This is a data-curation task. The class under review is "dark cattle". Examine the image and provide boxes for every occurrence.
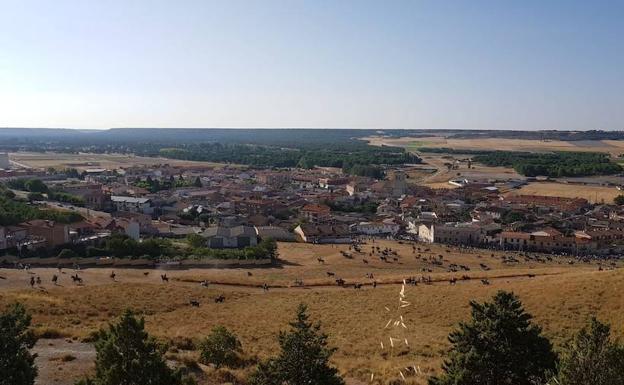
[214,295,225,303]
[481,279,490,285]
[189,300,200,307]
[110,271,116,280]
[161,274,169,282]
[143,272,149,276]
[335,278,345,286]
[449,278,457,285]
[52,275,58,284]
[317,257,325,264]
[247,271,253,277]
[326,271,335,277]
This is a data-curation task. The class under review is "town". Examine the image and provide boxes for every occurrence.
[2,146,624,265]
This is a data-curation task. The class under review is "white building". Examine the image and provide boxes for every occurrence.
[111,196,153,214]
[352,220,400,236]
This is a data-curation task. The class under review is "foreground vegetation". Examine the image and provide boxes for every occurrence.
[2,290,623,385]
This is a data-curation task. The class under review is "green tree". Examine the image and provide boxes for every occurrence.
[614,195,624,205]
[555,318,624,385]
[199,326,242,368]
[249,304,344,385]
[186,233,206,249]
[0,303,37,385]
[24,179,48,193]
[429,291,557,385]
[76,310,194,385]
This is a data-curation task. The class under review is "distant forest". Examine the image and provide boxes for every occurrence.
[2,128,624,177]
[0,128,420,177]
[473,151,622,177]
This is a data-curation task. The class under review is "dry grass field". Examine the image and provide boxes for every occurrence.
[365,136,624,156]
[1,240,622,385]
[510,182,621,204]
[8,152,239,171]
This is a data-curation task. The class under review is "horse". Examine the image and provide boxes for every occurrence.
[52,275,58,285]
[161,274,169,282]
[109,271,116,281]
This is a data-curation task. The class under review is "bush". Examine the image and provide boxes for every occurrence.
[555,318,624,385]
[0,303,38,385]
[199,326,242,368]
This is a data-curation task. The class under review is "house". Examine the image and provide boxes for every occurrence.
[255,226,295,242]
[294,224,352,244]
[60,183,110,210]
[352,220,400,236]
[418,222,485,245]
[19,220,69,247]
[319,177,350,190]
[201,226,258,248]
[300,204,331,222]
[111,196,153,214]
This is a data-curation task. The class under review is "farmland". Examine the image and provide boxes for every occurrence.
[1,240,622,385]
[8,152,235,171]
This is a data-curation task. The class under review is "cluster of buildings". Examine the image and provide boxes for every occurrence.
[2,160,624,257]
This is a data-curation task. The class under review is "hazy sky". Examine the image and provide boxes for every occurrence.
[0,0,622,130]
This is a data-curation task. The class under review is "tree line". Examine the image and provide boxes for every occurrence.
[418,148,623,177]
[51,234,278,261]
[2,291,623,385]
[0,186,83,226]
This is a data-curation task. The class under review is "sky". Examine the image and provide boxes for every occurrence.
[0,0,622,130]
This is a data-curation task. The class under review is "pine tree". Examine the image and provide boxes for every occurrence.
[429,291,557,385]
[77,309,194,385]
[555,318,624,385]
[249,304,344,385]
[0,303,37,385]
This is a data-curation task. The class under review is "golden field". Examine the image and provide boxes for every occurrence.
[365,136,624,156]
[8,151,240,171]
[1,240,623,385]
[510,182,621,204]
